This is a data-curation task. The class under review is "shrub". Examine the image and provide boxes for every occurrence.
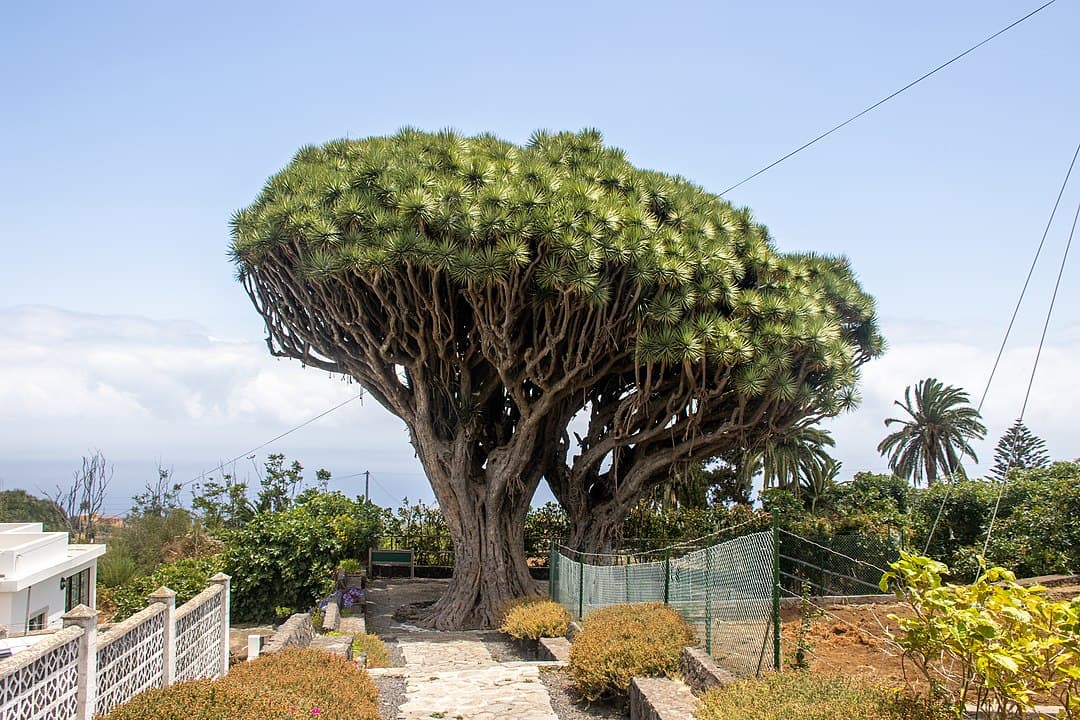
[351,633,391,668]
[881,551,1080,719]
[103,648,379,720]
[695,672,950,720]
[222,492,382,622]
[107,555,225,621]
[568,602,696,701]
[499,597,571,640]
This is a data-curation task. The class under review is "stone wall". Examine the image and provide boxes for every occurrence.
[262,612,314,654]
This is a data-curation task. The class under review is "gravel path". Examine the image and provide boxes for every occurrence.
[539,667,630,720]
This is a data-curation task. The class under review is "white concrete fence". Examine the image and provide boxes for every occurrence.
[0,573,230,720]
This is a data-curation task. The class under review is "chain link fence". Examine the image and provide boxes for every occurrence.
[551,529,778,676]
[778,530,899,597]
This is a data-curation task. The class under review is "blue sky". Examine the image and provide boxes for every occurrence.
[1,1,1077,514]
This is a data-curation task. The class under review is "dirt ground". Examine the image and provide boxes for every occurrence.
[780,576,1080,693]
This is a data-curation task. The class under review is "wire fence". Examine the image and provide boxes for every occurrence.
[778,530,899,597]
[550,521,899,677]
[551,528,778,676]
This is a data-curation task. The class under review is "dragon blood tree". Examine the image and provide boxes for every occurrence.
[230,129,883,628]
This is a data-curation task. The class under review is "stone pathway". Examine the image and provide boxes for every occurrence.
[388,630,559,720]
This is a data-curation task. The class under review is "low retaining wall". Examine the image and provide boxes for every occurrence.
[263,613,315,654]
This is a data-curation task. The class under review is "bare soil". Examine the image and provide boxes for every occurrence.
[781,579,1080,695]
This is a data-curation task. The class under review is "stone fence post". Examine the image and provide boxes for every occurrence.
[148,586,177,685]
[210,573,231,677]
[62,604,99,720]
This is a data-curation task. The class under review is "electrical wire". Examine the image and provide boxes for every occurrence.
[980,194,1080,562]
[720,1,1059,196]
[182,392,363,489]
[923,140,1079,554]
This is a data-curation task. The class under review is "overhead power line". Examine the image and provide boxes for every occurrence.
[183,392,364,489]
[720,0,1059,196]
[976,142,1080,414]
[923,140,1078,554]
[981,195,1077,562]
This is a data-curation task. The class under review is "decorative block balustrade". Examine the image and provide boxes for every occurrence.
[0,573,230,720]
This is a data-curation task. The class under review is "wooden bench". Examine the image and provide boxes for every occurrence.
[368,547,415,578]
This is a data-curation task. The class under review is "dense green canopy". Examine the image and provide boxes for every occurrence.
[232,128,879,385]
[231,128,883,627]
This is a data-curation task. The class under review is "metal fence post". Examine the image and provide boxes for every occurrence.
[548,539,557,599]
[577,555,584,620]
[663,549,671,605]
[772,513,781,671]
[704,544,713,655]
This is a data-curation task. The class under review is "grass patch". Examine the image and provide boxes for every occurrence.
[696,672,950,720]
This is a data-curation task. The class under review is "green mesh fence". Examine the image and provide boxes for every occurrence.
[551,530,776,677]
[778,530,897,597]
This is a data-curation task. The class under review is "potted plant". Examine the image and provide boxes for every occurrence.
[336,558,365,590]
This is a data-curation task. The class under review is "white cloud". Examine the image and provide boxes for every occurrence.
[1,306,1075,509]
[828,321,1080,478]
[0,305,428,505]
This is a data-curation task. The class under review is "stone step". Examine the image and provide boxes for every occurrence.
[630,677,696,720]
[538,637,570,662]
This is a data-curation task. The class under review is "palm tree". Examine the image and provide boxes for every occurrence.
[749,424,836,496]
[802,457,842,513]
[877,378,986,486]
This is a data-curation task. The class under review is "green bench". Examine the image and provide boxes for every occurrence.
[368,547,415,578]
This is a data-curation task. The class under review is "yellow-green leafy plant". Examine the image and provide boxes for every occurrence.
[881,550,1080,719]
[696,672,950,720]
[499,596,572,640]
[351,632,391,668]
[568,602,696,701]
[102,647,379,719]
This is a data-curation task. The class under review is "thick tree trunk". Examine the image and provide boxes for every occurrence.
[418,493,536,629]
[408,418,546,629]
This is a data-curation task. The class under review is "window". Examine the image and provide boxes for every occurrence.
[28,612,46,631]
[64,568,91,611]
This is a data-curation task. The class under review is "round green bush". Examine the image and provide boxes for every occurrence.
[568,602,696,701]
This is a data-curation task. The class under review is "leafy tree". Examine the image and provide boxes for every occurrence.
[131,465,184,519]
[990,419,1049,481]
[0,489,65,530]
[833,472,910,519]
[192,471,253,530]
[230,129,882,627]
[877,378,986,486]
[222,492,382,622]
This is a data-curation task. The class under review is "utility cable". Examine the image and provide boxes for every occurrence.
[977,142,1080,414]
[183,392,364,489]
[980,194,1079,563]
[923,140,1078,554]
[720,1,1058,196]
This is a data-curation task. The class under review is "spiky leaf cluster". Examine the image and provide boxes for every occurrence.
[231,128,881,414]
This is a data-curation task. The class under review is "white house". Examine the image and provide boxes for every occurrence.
[0,522,106,634]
